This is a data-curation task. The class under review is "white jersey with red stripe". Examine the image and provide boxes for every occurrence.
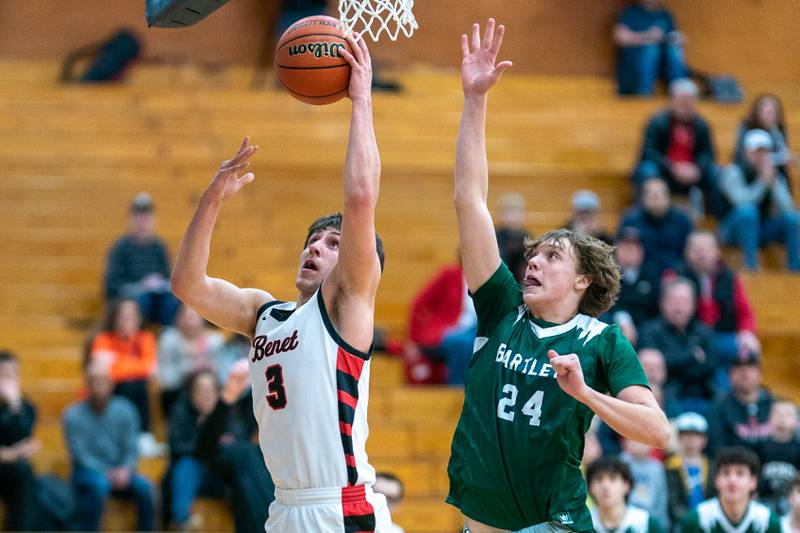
[247,288,376,491]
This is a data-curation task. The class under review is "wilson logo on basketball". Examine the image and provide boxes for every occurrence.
[251,330,299,362]
[287,42,346,59]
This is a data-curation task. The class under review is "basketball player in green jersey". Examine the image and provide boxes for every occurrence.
[681,447,781,533]
[447,19,670,533]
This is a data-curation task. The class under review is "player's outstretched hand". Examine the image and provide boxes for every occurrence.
[461,18,513,97]
[547,350,591,403]
[207,137,258,201]
[221,358,250,405]
[341,33,372,102]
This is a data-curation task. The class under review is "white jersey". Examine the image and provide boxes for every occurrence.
[782,514,799,533]
[591,506,652,533]
[248,289,375,491]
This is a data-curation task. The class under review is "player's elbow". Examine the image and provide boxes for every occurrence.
[170,269,192,300]
[453,189,483,212]
[344,186,378,211]
[650,417,671,449]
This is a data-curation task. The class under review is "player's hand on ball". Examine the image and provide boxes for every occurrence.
[547,350,590,403]
[207,137,258,201]
[461,18,513,96]
[340,34,372,102]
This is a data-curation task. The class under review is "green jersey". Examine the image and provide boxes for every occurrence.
[447,263,649,531]
[681,499,782,533]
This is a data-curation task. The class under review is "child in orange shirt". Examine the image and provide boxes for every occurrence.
[91,298,156,435]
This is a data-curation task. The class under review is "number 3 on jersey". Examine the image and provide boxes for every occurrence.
[265,364,288,410]
[497,384,543,426]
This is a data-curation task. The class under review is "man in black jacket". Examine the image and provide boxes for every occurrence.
[639,277,716,417]
[707,352,773,458]
[0,350,40,531]
[605,227,661,346]
[633,79,717,208]
[162,368,226,529]
[103,193,179,325]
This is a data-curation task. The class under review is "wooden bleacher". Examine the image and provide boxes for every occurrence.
[1,59,798,532]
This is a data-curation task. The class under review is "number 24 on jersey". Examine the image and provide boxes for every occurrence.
[497,384,544,426]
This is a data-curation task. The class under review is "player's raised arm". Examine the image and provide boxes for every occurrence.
[322,35,382,353]
[455,19,513,292]
[171,138,273,337]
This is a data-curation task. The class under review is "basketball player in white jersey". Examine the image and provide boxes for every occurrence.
[171,35,392,533]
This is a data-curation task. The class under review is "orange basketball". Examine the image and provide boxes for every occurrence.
[275,16,352,105]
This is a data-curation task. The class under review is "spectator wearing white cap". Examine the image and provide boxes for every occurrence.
[718,129,800,271]
[565,190,613,245]
[734,94,796,181]
[632,79,717,218]
[666,412,710,529]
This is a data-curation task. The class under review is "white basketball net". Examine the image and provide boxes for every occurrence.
[338,0,418,41]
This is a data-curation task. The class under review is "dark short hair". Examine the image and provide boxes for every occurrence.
[524,229,621,317]
[714,446,761,478]
[0,350,17,364]
[304,212,385,272]
[585,456,633,500]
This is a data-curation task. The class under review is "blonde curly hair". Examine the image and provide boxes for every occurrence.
[523,229,621,317]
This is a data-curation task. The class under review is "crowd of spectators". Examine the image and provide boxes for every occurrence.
[399,4,799,530]
[2,2,798,531]
[595,8,799,526]
[0,186,411,530]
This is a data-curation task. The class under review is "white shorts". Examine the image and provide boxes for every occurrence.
[265,485,393,533]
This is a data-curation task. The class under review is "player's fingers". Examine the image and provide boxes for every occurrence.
[482,18,495,49]
[346,34,364,65]
[224,161,250,174]
[471,23,481,51]
[547,349,559,360]
[238,172,255,186]
[356,32,371,64]
[490,24,506,55]
[339,47,358,69]
[227,146,256,166]
[461,34,470,57]
[493,61,513,81]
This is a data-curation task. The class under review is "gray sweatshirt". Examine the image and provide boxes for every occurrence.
[620,451,670,530]
[719,163,795,214]
[63,397,140,472]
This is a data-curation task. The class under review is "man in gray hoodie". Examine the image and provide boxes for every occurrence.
[718,129,799,271]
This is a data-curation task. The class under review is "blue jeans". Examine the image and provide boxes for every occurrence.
[135,290,180,326]
[719,205,800,271]
[422,324,477,386]
[617,43,688,96]
[711,332,738,393]
[72,465,155,531]
[114,379,150,432]
[170,457,225,525]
